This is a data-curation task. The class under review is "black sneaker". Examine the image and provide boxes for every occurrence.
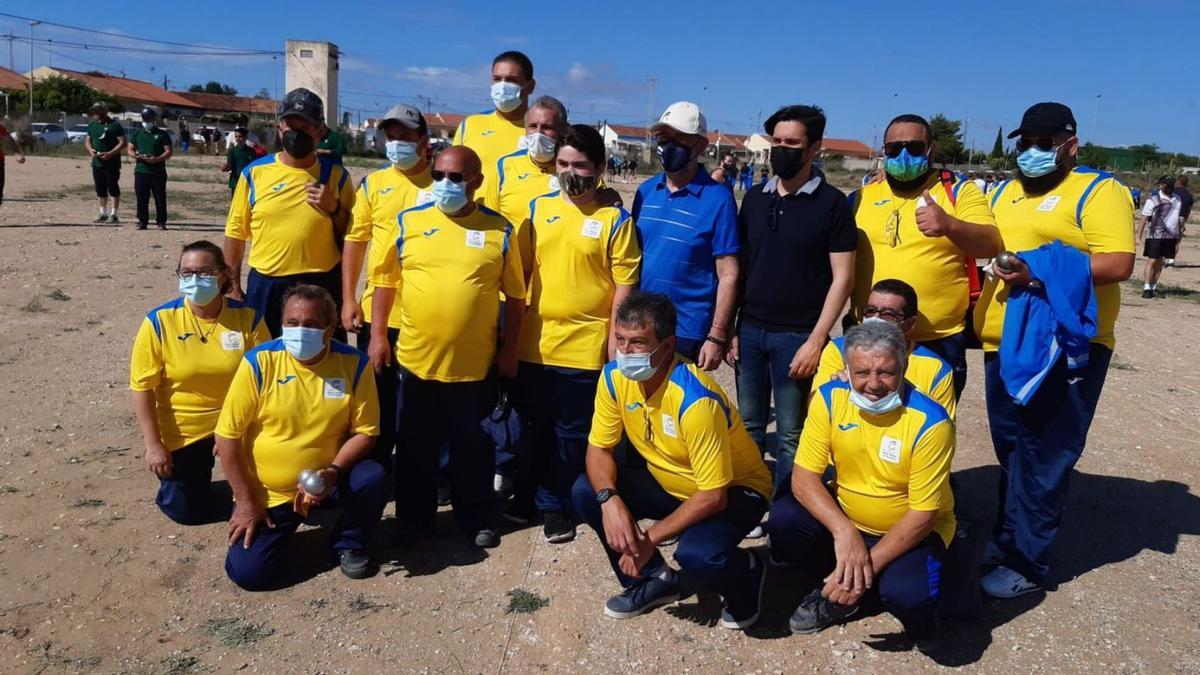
[436,479,451,506]
[719,549,766,629]
[157,223,167,231]
[788,588,860,635]
[542,511,576,543]
[603,567,680,619]
[108,214,119,225]
[93,214,108,223]
[1141,289,1155,299]
[137,223,148,230]
[337,548,375,579]
[472,529,500,548]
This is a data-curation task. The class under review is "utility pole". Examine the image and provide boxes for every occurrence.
[28,21,39,121]
[6,33,13,71]
[1091,93,1101,141]
[417,94,432,115]
[646,76,657,146]
[272,55,279,104]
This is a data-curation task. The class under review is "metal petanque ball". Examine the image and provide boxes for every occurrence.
[995,251,1019,274]
[299,469,328,497]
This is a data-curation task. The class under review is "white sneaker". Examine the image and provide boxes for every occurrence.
[744,525,766,540]
[493,473,513,496]
[981,540,1005,566]
[981,565,1041,598]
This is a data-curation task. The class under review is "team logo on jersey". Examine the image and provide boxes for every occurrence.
[277,375,296,385]
[873,199,891,206]
[272,182,287,192]
[379,187,395,196]
[177,333,194,341]
[625,402,642,411]
[837,423,858,431]
[517,173,531,180]
[422,228,439,237]
[481,130,496,137]
[546,216,561,223]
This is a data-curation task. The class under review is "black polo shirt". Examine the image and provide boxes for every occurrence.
[737,170,857,332]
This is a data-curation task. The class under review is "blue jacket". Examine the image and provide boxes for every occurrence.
[999,240,1098,405]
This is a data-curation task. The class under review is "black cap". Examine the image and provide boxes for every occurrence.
[279,88,324,125]
[140,107,158,120]
[1008,102,1077,139]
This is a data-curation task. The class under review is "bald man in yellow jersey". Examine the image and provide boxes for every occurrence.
[369,146,527,549]
[975,102,1133,599]
[849,113,1001,399]
[454,51,535,204]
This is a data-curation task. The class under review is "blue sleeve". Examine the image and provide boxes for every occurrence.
[631,186,645,221]
[711,193,740,257]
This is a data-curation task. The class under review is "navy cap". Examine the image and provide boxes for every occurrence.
[279,88,324,125]
[1008,102,1076,139]
[140,107,158,120]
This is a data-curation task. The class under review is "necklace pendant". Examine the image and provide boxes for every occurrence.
[200,337,208,343]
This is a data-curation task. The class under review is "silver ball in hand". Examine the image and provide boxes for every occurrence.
[995,251,1019,274]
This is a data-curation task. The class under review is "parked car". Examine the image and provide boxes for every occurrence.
[10,123,69,148]
[67,124,90,144]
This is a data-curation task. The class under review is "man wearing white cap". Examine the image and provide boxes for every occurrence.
[632,102,739,369]
[340,103,433,471]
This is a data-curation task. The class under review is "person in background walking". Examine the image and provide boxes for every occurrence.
[1137,175,1182,298]
[1167,175,1193,267]
[128,107,174,231]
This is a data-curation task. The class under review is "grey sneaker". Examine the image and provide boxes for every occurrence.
[1141,289,1155,299]
[603,567,680,619]
[93,214,109,223]
[789,589,860,635]
[542,511,576,544]
[337,549,375,579]
[719,549,766,630]
[108,214,119,224]
[472,529,500,549]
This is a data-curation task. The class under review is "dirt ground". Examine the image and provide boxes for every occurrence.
[0,154,1197,674]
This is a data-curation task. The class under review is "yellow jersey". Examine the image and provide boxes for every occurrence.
[589,355,773,501]
[849,175,995,342]
[974,168,1135,351]
[370,202,527,382]
[813,336,957,419]
[519,192,642,370]
[215,340,379,508]
[347,164,434,329]
[454,110,524,206]
[130,297,270,452]
[225,154,356,276]
[798,380,956,546]
[484,149,556,267]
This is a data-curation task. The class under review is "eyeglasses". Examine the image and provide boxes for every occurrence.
[430,170,466,183]
[883,140,927,158]
[884,209,902,248]
[862,306,908,322]
[1015,137,1059,152]
[177,268,220,281]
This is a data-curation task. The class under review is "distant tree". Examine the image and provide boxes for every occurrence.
[929,114,965,164]
[990,128,1004,158]
[187,81,238,96]
[1129,144,1159,170]
[8,76,123,114]
[1078,143,1108,170]
[253,88,272,100]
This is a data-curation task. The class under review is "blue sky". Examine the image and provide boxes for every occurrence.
[2,1,1197,154]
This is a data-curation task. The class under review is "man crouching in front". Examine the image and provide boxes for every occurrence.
[766,321,955,651]
[570,291,773,630]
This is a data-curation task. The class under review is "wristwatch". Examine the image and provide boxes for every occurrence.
[596,488,618,505]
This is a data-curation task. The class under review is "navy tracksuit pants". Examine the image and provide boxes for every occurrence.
[155,436,231,525]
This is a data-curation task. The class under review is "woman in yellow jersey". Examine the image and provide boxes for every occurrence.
[217,285,383,589]
[130,241,270,525]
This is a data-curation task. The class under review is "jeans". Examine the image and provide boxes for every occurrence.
[734,323,812,491]
[510,362,599,514]
[356,323,399,472]
[570,461,767,603]
[155,436,231,525]
[395,368,497,534]
[675,336,703,362]
[134,172,167,226]
[245,265,343,339]
[224,458,388,591]
[984,345,1111,583]
[767,490,943,638]
[919,332,968,401]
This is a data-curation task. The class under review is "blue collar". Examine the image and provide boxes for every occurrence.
[653,165,715,198]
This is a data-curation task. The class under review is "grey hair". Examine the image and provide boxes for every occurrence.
[843,322,908,372]
[528,96,568,131]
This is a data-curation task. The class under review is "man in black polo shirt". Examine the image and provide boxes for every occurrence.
[728,104,856,492]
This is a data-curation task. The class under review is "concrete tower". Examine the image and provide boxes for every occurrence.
[284,40,339,126]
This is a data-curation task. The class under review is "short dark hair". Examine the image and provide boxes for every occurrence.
[885,114,931,142]
[180,240,232,295]
[616,291,676,341]
[234,127,248,135]
[764,105,826,144]
[493,51,533,80]
[1178,175,1189,186]
[281,284,338,329]
[871,278,919,318]
[560,124,606,167]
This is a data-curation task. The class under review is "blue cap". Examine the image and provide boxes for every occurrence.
[140,107,158,120]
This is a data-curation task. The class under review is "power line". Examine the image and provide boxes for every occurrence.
[0,11,279,54]
[8,34,275,57]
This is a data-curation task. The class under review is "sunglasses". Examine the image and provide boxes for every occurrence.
[1015,137,1060,152]
[430,170,467,183]
[883,140,927,158]
[884,209,902,248]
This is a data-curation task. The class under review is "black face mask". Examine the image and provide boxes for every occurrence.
[559,170,598,197]
[770,145,809,181]
[1016,164,1069,195]
[281,129,314,158]
[885,168,934,194]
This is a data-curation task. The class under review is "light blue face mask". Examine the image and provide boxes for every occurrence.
[491,81,523,113]
[616,343,666,382]
[179,273,220,306]
[884,148,930,182]
[142,121,155,131]
[281,326,328,361]
[847,380,904,415]
[385,140,420,169]
[432,178,469,213]
[1017,145,1060,178]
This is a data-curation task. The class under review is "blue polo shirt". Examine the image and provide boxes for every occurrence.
[632,168,740,340]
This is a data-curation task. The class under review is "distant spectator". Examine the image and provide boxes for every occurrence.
[0,118,26,208]
[222,128,257,194]
[1137,175,1183,298]
[128,107,174,231]
[178,117,190,153]
[85,102,126,223]
[1169,175,1193,267]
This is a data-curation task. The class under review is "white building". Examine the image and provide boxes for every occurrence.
[285,40,339,125]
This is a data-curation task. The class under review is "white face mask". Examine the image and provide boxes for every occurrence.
[525,132,557,163]
[491,81,523,113]
[847,377,903,415]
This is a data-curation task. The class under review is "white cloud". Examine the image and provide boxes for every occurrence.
[567,62,589,85]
